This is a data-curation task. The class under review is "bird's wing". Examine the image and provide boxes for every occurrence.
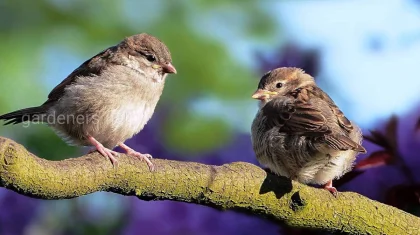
[262,97,365,153]
[43,46,116,105]
[302,87,365,152]
[308,86,353,133]
[262,97,330,135]
[322,134,366,153]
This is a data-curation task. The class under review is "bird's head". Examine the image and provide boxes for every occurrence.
[119,33,177,82]
[252,67,315,105]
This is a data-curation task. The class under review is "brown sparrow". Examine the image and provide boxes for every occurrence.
[0,33,176,170]
[251,67,366,195]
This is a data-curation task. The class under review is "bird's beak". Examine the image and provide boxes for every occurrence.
[162,63,177,74]
[251,89,278,100]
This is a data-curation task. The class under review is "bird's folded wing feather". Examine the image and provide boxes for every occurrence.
[262,97,330,135]
[309,86,354,132]
[323,134,366,153]
[43,46,116,105]
[262,97,366,153]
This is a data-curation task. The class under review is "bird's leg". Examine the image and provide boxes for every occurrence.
[88,136,119,167]
[118,143,154,171]
[323,180,338,197]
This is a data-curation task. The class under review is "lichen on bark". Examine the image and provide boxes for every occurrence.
[0,136,418,235]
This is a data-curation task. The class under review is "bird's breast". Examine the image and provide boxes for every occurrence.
[112,98,156,134]
[50,66,164,147]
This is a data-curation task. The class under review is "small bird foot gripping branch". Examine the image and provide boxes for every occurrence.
[0,136,418,235]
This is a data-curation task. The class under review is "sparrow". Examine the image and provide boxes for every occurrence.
[0,33,177,170]
[251,67,366,195]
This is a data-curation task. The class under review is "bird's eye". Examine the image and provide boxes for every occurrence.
[146,54,156,62]
[276,82,283,88]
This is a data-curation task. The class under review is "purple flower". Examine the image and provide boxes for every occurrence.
[0,189,39,235]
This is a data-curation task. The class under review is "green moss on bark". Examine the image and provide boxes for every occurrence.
[0,137,419,235]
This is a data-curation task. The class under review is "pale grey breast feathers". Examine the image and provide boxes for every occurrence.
[48,65,164,148]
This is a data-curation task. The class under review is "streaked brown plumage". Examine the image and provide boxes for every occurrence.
[0,33,177,170]
[251,67,366,195]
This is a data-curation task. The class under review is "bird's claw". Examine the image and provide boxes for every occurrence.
[324,186,338,197]
[118,143,155,171]
[323,180,338,197]
[129,152,155,171]
[88,136,119,168]
[89,145,119,168]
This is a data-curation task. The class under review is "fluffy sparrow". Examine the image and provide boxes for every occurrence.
[251,67,366,195]
[0,33,177,170]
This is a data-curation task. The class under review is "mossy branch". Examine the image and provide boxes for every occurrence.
[0,137,418,234]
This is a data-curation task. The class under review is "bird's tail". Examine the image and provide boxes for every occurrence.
[0,106,47,125]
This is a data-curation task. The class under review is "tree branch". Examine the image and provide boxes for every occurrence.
[0,137,418,234]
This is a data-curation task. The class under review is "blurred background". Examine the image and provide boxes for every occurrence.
[1,0,420,234]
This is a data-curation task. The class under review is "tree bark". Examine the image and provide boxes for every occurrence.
[0,137,418,234]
